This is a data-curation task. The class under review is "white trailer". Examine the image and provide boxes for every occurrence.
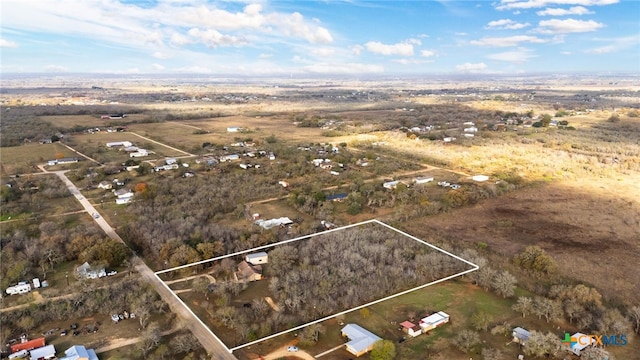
[6,282,31,295]
[33,278,41,288]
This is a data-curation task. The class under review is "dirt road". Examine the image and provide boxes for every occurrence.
[263,347,315,360]
[53,170,237,359]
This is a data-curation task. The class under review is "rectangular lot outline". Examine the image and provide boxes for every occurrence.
[154,219,479,353]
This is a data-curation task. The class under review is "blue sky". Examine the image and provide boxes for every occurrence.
[1,0,638,75]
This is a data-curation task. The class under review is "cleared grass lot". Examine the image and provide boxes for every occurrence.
[0,143,77,173]
[66,132,187,158]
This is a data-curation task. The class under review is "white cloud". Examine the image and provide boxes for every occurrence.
[365,41,414,56]
[487,48,537,62]
[0,38,18,48]
[420,50,437,57]
[0,0,335,56]
[485,19,530,30]
[496,0,618,11]
[152,51,170,59]
[351,45,364,56]
[392,58,434,65]
[585,34,640,54]
[258,53,273,59]
[470,35,547,47]
[454,32,468,36]
[176,66,213,73]
[302,63,384,74]
[44,64,67,72]
[536,6,594,15]
[456,62,487,73]
[417,33,430,38]
[406,38,422,46]
[561,51,572,55]
[151,63,165,70]
[537,18,604,33]
[187,28,247,48]
[310,47,336,57]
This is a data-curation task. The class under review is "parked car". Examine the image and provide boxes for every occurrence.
[111,314,120,323]
[287,346,299,352]
[60,330,68,336]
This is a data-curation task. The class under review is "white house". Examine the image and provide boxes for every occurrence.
[115,195,134,205]
[255,217,293,230]
[383,180,400,189]
[341,324,381,357]
[165,158,177,165]
[472,175,489,182]
[97,181,113,190]
[419,311,450,332]
[76,262,106,279]
[114,189,133,198]
[130,149,149,157]
[413,177,434,185]
[246,252,268,265]
[227,127,241,132]
[6,282,31,295]
[106,141,132,148]
[220,154,240,162]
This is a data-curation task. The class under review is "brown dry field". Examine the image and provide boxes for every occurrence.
[402,175,640,304]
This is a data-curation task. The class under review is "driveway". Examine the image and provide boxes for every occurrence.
[263,347,316,360]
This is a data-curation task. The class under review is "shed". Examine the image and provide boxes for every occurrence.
[341,324,381,357]
[11,338,46,353]
[400,321,422,337]
[237,261,262,282]
[246,252,268,265]
[29,344,56,360]
[512,327,530,345]
[419,311,450,332]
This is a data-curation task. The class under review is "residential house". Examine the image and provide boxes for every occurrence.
[512,327,530,345]
[400,321,422,337]
[58,345,99,360]
[115,195,133,205]
[122,146,138,152]
[341,324,381,357]
[326,193,348,202]
[165,158,177,165]
[114,188,133,198]
[419,311,450,332]
[129,149,149,158]
[413,177,434,185]
[76,262,106,279]
[97,181,112,190]
[245,252,268,265]
[29,344,56,360]
[383,180,400,190]
[106,141,132,148]
[57,158,79,164]
[237,261,262,282]
[254,217,293,230]
[219,154,240,162]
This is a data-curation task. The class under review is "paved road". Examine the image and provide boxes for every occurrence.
[52,170,237,360]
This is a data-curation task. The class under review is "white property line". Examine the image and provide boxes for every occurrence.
[153,271,232,353]
[155,219,479,354]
